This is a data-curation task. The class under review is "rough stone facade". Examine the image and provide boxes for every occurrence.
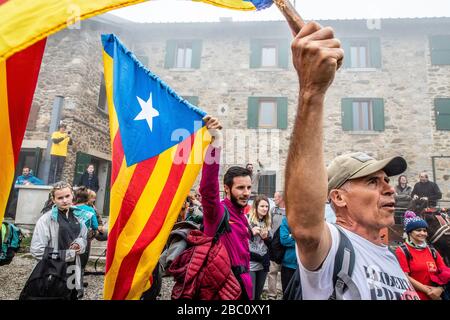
[24,16,450,205]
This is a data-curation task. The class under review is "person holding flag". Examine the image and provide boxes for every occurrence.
[101,34,213,300]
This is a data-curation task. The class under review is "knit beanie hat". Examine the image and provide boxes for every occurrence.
[403,210,428,233]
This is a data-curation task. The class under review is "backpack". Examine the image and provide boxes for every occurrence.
[167,205,250,300]
[268,227,286,264]
[0,222,23,266]
[398,243,438,270]
[19,247,76,300]
[284,225,361,300]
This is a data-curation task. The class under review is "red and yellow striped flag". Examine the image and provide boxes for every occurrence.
[0,39,46,227]
[102,34,211,300]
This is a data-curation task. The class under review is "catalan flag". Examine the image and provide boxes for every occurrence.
[0,39,46,227]
[102,34,212,300]
[195,0,273,10]
[1,1,273,62]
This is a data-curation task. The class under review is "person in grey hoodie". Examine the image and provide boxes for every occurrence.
[30,181,87,299]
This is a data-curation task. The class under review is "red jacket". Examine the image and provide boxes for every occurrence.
[168,230,242,300]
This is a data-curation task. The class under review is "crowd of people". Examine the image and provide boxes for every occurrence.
[7,17,450,301]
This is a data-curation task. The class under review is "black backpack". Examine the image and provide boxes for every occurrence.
[284,225,361,300]
[19,247,75,300]
[269,227,286,264]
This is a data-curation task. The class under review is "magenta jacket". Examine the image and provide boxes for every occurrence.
[199,146,252,300]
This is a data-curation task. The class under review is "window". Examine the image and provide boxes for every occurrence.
[352,100,373,131]
[350,41,369,68]
[247,97,287,129]
[176,42,192,68]
[97,73,108,115]
[250,39,289,69]
[342,38,381,69]
[341,98,384,132]
[258,100,277,128]
[435,98,450,130]
[261,45,277,67]
[430,35,450,65]
[164,40,202,69]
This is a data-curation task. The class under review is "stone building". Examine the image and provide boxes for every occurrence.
[16,15,450,216]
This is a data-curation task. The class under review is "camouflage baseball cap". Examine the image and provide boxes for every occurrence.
[327,152,407,195]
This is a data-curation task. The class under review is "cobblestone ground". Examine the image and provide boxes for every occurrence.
[0,254,282,300]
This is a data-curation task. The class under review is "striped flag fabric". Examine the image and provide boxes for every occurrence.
[0,39,46,227]
[0,0,273,62]
[101,34,212,300]
[0,0,146,62]
[194,0,273,10]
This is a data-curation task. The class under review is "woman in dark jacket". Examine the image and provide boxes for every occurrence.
[75,164,99,192]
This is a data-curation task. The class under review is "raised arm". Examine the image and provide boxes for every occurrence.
[285,22,343,270]
[199,116,224,237]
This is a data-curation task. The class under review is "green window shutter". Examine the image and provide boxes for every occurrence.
[276,97,288,129]
[369,38,382,68]
[277,39,289,69]
[191,40,202,69]
[435,98,450,130]
[184,96,199,106]
[430,35,450,65]
[341,39,351,68]
[372,98,385,131]
[164,40,176,69]
[247,97,259,128]
[341,98,353,131]
[250,39,262,68]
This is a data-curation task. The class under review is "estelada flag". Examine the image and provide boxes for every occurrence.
[101,34,211,300]
[0,39,46,227]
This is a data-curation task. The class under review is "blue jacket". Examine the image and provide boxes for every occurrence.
[279,216,298,270]
[15,174,44,185]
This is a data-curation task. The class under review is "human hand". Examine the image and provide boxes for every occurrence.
[69,243,81,254]
[291,21,343,97]
[260,228,268,239]
[252,226,261,236]
[203,115,222,148]
[426,286,443,300]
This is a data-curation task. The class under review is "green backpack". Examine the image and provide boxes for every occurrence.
[1,222,23,266]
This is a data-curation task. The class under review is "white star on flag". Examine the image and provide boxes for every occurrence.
[134,93,160,131]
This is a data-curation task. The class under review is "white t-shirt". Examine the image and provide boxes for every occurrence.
[296,223,420,300]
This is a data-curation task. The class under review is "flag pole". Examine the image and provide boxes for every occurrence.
[273,0,305,34]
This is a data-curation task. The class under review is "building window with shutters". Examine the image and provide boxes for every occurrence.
[342,38,381,70]
[430,35,450,65]
[164,40,202,69]
[247,97,287,129]
[250,39,289,69]
[341,98,385,132]
[435,98,450,130]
